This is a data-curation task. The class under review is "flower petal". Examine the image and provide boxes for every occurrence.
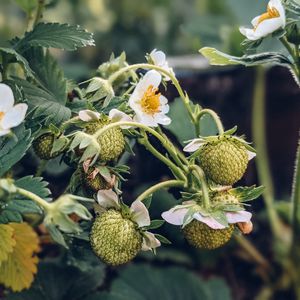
[142,231,161,251]
[130,200,151,227]
[78,110,100,122]
[108,109,133,128]
[226,211,252,224]
[247,150,256,161]
[161,207,188,226]
[96,189,120,209]
[193,213,226,229]
[0,83,14,112]
[154,114,171,126]
[1,103,27,130]
[183,138,205,152]
[150,49,166,66]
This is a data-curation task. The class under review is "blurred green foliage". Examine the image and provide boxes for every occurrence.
[0,0,268,72]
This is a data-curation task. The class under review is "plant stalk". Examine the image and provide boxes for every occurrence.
[252,66,282,239]
[135,180,185,202]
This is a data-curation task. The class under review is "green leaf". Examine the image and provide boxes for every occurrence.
[200,47,292,67]
[6,262,105,300]
[14,0,38,14]
[143,194,152,210]
[15,176,52,201]
[15,23,95,52]
[230,185,264,202]
[46,223,68,248]
[154,234,172,244]
[146,219,165,230]
[94,264,232,300]
[24,48,67,103]
[0,125,32,177]
[0,47,34,78]
[13,78,71,125]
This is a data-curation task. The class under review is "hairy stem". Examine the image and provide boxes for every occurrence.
[139,131,186,180]
[33,0,45,27]
[291,136,300,294]
[252,66,282,239]
[93,121,188,178]
[189,164,210,209]
[196,108,224,135]
[135,180,186,202]
[16,187,51,210]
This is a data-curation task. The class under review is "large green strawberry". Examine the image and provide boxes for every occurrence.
[199,137,249,185]
[90,209,143,265]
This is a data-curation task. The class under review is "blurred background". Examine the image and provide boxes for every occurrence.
[1,0,300,299]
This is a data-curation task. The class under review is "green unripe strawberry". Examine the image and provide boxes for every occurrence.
[81,168,111,193]
[183,220,234,249]
[90,209,142,265]
[33,133,61,160]
[85,119,125,162]
[199,137,249,185]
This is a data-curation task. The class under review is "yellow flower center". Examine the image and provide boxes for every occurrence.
[140,85,161,115]
[254,5,280,31]
[0,111,4,121]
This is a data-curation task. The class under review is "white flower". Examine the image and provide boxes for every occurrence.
[149,49,174,81]
[129,70,171,127]
[183,137,256,161]
[96,190,161,251]
[0,83,28,137]
[239,0,285,41]
[162,201,252,230]
[78,108,132,129]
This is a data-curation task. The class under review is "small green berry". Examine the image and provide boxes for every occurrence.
[81,168,111,193]
[85,119,125,162]
[33,133,61,160]
[183,220,234,249]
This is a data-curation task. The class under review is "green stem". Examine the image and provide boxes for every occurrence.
[135,180,186,202]
[60,116,80,132]
[35,160,47,177]
[108,63,197,125]
[16,187,51,210]
[156,126,189,170]
[33,0,45,27]
[94,121,187,170]
[252,66,282,239]
[196,108,224,135]
[291,136,300,293]
[189,164,210,209]
[280,37,300,80]
[139,131,186,180]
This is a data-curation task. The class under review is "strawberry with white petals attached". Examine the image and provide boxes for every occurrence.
[184,131,256,186]
[90,190,160,266]
[78,109,132,162]
[162,197,252,249]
